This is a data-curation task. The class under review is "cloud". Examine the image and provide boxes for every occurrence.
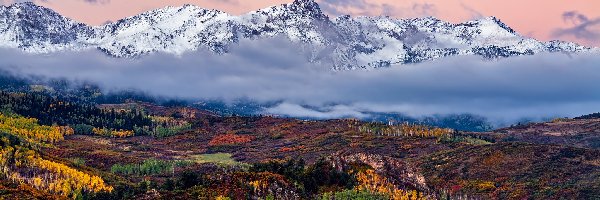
[553,11,600,46]
[460,2,483,20]
[204,0,239,6]
[1,38,600,125]
[410,3,437,17]
[265,103,368,119]
[318,0,436,18]
[318,0,376,16]
[562,11,589,25]
[81,0,110,4]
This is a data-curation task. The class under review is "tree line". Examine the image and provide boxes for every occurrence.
[0,91,152,132]
[0,91,193,138]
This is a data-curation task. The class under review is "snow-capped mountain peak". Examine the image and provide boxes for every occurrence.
[0,1,596,70]
[0,1,89,51]
[480,16,517,34]
[287,0,326,18]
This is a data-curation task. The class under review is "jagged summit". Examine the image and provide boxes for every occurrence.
[288,0,325,18]
[3,1,58,17]
[479,16,517,34]
[7,1,37,8]
[253,0,328,21]
[291,0,321,10]
[0,1,596,70]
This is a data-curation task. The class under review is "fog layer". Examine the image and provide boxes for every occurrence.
[1,38,600,124]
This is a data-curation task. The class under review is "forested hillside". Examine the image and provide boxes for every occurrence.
[0,88,597,199]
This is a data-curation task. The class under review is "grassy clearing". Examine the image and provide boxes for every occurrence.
[462,137,493,145]
[188,153,243,166]
[68,157,86,166]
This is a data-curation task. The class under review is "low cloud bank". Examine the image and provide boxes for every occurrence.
[1,38,600,125]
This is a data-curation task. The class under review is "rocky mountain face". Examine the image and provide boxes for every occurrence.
[0,0,596,70]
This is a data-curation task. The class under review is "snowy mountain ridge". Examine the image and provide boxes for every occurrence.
[0,0,597,70]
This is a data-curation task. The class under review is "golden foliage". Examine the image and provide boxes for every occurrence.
[58,126,75,136]
[92,127,134,138]
[32,158,113,195]
[0,113,65,143]
[354,169,425,200]
[150,116,188,126]
[215,196,231,200]
[475,181,496,192]
[111,129,134,138]
[356,122,453,138]
[1,146,114,198]
[0,114,113,198]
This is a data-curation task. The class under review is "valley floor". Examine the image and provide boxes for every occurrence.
[0,96,598,199]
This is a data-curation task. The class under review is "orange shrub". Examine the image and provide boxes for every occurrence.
[209,134,253,146]
[279,145,305,152]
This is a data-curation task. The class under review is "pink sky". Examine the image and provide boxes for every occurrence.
[5,0,600,46]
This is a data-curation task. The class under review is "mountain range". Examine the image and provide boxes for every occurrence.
[0,0,597,70]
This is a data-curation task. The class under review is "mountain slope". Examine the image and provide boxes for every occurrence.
[0,0,597,70]
[0,2,91,52]
[466,117,600,149]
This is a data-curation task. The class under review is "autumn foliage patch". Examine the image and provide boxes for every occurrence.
[279,145,305,152]
[208,134,253,146]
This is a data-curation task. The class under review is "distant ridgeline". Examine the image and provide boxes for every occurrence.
[575,113,600,120]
